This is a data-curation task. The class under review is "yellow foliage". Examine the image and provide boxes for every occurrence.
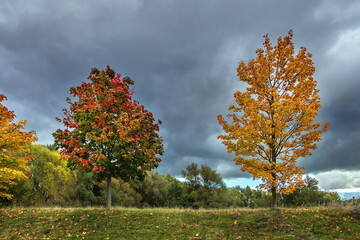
[0,94,37,199]
[218,30,328,195]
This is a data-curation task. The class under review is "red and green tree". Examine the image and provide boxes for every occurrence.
[0,94,37,199]
[218,30,329,208]
[53,66,163,209]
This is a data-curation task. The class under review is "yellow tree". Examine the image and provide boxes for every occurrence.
[0,94,37,199]
[218,30,329,208]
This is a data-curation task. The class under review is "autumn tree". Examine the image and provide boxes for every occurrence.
[218,30,329,208]
[0,94,37,199]
[53,66,163,209]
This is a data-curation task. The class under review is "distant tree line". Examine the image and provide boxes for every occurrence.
[1,145,340,208]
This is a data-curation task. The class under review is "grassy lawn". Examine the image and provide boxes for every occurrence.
[1,207,360,239]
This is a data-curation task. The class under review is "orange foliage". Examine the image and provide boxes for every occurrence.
[218,30,329,197]
[0,94,37,199]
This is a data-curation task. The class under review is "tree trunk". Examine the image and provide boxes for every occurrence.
[271,184,277,208]
[269,95,277,209]
[270,154,277,208]
[106,174,112,210]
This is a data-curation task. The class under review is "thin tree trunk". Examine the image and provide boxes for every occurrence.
[270,162,277,208]
[106,174,111,210]
[270,149,278,208]
[271,183,277,208]
[269,95,277,209]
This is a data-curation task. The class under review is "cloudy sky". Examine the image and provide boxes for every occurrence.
[1,0,360,197]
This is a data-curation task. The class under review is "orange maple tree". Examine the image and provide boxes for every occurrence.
[53,66,163,209]
[0,94,37,199]
[218,30,329,207]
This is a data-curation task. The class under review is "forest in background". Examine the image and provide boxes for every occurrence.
[1,144,341,209]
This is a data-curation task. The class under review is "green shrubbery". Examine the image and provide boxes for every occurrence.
[1,145,343,209]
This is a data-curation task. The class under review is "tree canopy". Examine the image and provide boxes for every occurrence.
[218,30,329,207]
[53,66,163,209]
[0,94,37,199]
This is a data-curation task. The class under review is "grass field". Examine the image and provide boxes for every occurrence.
[1,207,360,239]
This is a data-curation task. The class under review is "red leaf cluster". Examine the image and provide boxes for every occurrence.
[53,66,163,181]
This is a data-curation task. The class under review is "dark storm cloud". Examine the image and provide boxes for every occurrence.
[1,0,360,184]
[304,95,360,173]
